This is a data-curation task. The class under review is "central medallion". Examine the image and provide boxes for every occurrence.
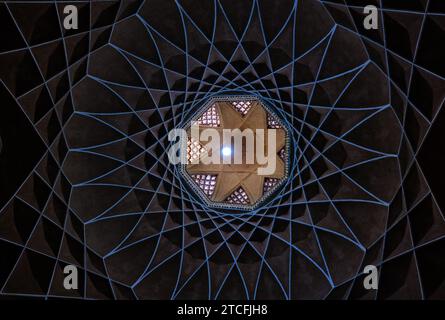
[178,95,290,210]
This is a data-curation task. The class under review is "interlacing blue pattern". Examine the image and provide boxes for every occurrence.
[1,0,445,300]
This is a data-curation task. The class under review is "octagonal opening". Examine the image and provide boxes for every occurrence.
[179,95,290,210]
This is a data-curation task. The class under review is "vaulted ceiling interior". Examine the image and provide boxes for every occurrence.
[1,0,445,300]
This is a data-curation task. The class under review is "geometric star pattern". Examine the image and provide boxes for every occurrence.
[183,96,288,209]
[0,0,445,300]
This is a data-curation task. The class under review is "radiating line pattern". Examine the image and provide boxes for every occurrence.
[0,0,445,300]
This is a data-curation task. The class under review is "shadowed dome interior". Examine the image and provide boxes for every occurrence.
[0,0,445,300]
[183,96,289,209]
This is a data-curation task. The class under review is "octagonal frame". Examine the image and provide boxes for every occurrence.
[178,94,291,211]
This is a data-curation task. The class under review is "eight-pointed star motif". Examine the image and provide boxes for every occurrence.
[186,99,287,206]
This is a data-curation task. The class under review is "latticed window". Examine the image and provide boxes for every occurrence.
[263,178,280,194]
[279,147,287,162]
[197,104,220,127]
[187,138,206,163]
[267,114,282,129]
[226,187,250,205]
[231,100,252,116]
[182,95,289,209]
[191,174,217,196]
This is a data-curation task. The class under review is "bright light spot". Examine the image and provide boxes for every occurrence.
[222,146,232,157]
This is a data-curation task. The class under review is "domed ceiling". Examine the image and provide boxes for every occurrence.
[0,0,445,300]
